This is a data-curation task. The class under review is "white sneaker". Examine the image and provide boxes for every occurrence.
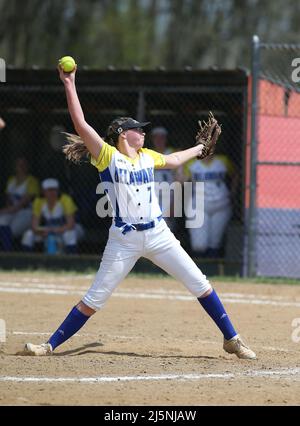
[23,342,53,356]
[223,335,256,360]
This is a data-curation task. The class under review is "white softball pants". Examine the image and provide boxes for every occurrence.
[188,202,232,252]
[0,209,32,237]
[82,219,211,311]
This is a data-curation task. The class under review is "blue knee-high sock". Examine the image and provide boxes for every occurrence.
[198,289,237,340]
[48,306,90,350]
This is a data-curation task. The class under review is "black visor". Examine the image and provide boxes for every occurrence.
[116,118,151,134]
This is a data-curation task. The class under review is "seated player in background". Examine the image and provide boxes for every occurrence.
[0,157,39,251]
[21,178,83,254]
[182,152,238,258]
[150,126,178,232]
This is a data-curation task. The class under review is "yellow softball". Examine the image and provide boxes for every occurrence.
[59,56,76,73]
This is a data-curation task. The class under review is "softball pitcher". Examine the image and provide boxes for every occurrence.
[23,65,256,359]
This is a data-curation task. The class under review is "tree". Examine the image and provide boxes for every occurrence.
[0,0,300,70]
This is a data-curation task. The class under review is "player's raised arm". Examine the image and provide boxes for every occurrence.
[58,64,104,160]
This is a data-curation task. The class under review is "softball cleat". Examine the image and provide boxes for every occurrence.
[223,335,256,360]
[23,342,53,356]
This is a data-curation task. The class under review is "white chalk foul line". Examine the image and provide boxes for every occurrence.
[0,373,234,383]
[0,281,300,308]
[0,286,83,296]
[1,285,300,308]
[114,292,300,307]
[0,281,87,291]
[1,368,300,384]
[1,280,299,301]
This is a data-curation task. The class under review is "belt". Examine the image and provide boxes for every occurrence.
[115,215,162,235]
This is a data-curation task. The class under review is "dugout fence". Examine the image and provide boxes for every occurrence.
[246,36,300,278]
[0,68,248,274]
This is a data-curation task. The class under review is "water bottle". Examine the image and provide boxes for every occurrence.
[46,232,57,255]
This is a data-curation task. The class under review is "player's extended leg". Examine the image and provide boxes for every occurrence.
[145,221,256,359]
[24,301,94,356]
[23,228,141,355]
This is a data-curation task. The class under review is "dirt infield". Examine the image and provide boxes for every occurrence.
[0,270,300,406]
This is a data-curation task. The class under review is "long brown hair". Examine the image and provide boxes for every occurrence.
[62,133,90,164]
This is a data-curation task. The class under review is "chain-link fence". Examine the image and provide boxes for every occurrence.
[0,69,247,271]
[246,36,300,278]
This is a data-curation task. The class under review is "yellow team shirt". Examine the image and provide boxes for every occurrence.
[33,194,77,226]
[6,175,40,206]
[91,142,166,172]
